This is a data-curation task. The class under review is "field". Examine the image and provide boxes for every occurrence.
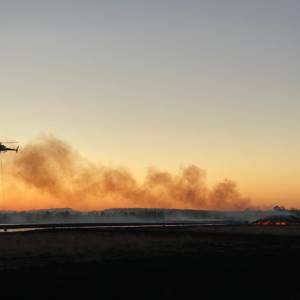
[1,225,300,299]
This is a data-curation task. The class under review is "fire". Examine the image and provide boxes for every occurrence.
[253,214,300,226]
[275,221,287,226]
[255,221,287,226]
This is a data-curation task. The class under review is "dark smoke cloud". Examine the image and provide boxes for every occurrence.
[3,136,251,211]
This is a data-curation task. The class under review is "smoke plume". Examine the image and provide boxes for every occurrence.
[0,136,251,211]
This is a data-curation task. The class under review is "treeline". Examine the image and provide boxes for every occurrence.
[273,205,300,217]
[0,208,104,224]
[0,206,293,224]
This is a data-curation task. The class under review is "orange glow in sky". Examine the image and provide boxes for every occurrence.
[1,1,299,210]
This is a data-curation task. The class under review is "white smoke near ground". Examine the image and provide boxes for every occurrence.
[0,136,252,211]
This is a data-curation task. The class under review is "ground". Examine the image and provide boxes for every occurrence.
[1,225,300,299]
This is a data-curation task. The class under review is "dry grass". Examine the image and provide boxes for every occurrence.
[0,225,299,271]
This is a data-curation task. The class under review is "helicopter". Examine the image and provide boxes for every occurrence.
[0,142,19,153]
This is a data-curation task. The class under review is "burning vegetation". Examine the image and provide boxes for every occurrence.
[253,215,300,226]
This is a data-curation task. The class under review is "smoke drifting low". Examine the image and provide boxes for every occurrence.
[1,136,251,211]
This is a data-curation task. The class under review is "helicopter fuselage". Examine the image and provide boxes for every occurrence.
[0,144,19,153]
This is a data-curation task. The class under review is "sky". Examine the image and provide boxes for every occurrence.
[0,0,300,208]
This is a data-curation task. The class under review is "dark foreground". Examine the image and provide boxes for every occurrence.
[1,225,300,300]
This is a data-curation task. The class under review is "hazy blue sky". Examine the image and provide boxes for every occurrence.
[1,1,300,205]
